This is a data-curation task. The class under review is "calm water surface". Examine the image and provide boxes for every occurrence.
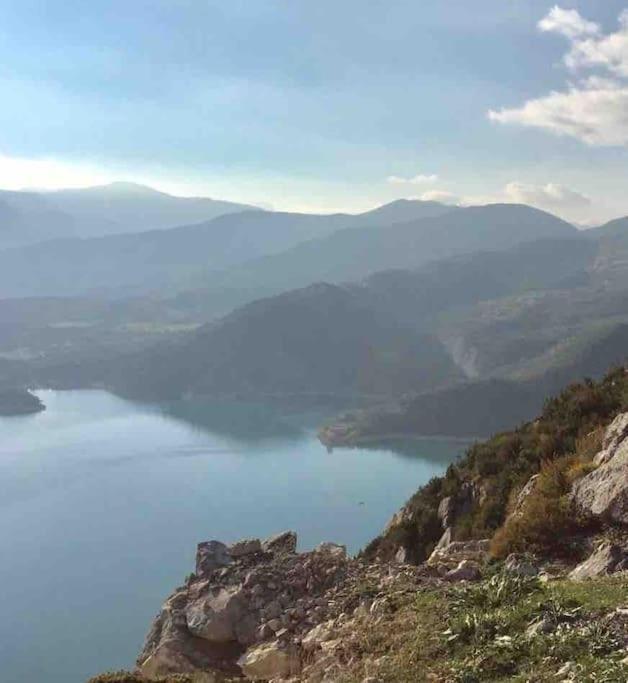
[0,390,468,683]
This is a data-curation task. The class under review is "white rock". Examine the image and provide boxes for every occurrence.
[186,586,245,642]
[238,641,300,680]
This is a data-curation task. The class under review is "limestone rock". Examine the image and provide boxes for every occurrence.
[571,430,628,524]
[137,530,433,681]
[196,541,232,576]
[394,545,408,564]
[437,496,456,528]
[428,527,452,562]
[186,586,246,642]
[512,475,539,517]
[445,559,481,582]
[569,542,628,581]
[263,531,297,555]
[428,538,490,569]
[238,641,300,680]
[436,483,476,529]
[301,620,335,651]
[316,542,346,559]
[504,554,539,577]
[595,412,628,466]
[229,538,262,558]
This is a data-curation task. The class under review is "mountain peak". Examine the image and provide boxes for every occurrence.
[96,181,165,195]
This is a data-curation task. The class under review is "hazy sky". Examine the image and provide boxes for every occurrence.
[2,1,628,222]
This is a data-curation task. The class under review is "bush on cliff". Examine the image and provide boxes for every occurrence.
[365,367,628,563]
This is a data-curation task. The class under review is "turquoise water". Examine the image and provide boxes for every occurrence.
[0,390,468,683]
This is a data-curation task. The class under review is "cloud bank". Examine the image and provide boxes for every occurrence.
[489,6,628,146]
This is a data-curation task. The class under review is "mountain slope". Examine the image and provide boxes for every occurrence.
[40,182,257,238]
[0,200,453,298]
[0,190,79,247]
[200,204,578,300]
[0,182,256,249]
[108,283,462,400]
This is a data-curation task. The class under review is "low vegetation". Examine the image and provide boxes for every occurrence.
[336,571,628,682]
[366,367,628,563]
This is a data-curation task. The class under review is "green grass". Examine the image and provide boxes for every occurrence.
[339,572,628,683]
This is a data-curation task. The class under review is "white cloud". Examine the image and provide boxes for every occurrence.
[489,7,628,147]
[417,189,460,204]
[504,181,590,210]
[387,173,438,185]
[538,6,599,40]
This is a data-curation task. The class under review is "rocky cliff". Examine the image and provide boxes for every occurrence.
[92,369,628,682]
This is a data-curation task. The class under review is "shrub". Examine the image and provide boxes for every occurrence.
[490,455,597,558]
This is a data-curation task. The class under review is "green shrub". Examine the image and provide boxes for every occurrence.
[489,455,594,558]
[368,368,628,562]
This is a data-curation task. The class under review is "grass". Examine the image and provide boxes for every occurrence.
[335,572,628,683]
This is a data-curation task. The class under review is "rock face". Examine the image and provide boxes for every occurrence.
[572,412,628,525]
[437,483,476,528]
[427,537,490,571]
[137,531,432,681]
[569,542,628,581]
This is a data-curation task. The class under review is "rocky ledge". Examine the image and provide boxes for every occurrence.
[136,531,439,682]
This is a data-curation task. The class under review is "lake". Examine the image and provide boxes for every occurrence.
[0,390,468,683]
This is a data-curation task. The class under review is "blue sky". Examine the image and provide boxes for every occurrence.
[2,1,628,221]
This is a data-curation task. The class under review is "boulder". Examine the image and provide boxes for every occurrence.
[429,527,452,561]
[571,434,628,525]
[504,554,539,577]
[437,497,456,528]
[428,538,490,569]
[595,412,628,466]
[394,546,409,564]
[569,542,628,581]
[316,542,347,559]
[186,586,246,642]
[263,531,297,555]
[229,538,262,558]
[301,620,335,651]
[238,641,300,680]
[196,541,232,575]
[436,483,476,529]
[445,559,481,582]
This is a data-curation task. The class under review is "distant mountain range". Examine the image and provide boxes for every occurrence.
[3,195,628,439]
[0,201,571,300]
[0,181,256,248]
[0,197,454,298]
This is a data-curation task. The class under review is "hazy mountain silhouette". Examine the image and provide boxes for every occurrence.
[0,199,454,297]
[0,190,79,247]
[200,204,577,301]
[0,182,255,249]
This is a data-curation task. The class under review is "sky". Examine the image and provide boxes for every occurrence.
[2,1,628,223]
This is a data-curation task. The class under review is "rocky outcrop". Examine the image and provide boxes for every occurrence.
[427,537,490,571]
[572,412,628,525]
[137,532,434,681]
[437,483,476,528]
[594,413,628,466]
[569,542,628,581]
